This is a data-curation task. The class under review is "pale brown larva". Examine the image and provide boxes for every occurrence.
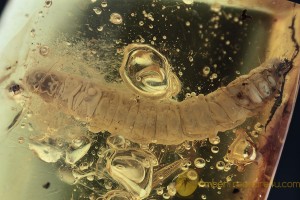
[24,44,290,145]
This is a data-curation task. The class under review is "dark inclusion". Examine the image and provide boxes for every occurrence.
[8,84,21,94]
[42,182,51,189]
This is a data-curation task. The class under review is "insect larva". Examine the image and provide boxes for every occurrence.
[24,57,288,145]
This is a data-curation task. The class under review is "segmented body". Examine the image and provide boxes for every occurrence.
[24,58,287,145]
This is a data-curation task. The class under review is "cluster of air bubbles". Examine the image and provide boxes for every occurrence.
[142,10,155,21]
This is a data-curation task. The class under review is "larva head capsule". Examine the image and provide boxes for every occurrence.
[25,70,47,91]
[25,69,62,102]
[264,58,291,90]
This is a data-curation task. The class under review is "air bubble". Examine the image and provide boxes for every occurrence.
[104,181,112,190]
[72,138,84,148]
[251,130,259,138]
[79,162,89,171]
[183,0,194,4]
[187,170,198,180]
[18,137,25,144]
[45,0,52,8]
[87,175,94,181]
[216,161,225,170]
[181,163,189,171]
[93,8,102,15]
[202,66,210,75]
[211,146,219,153]
[156,187,164,195]
[163,193,170,199]
[109,13,123,25]
[210,73,218,80]
[201,194,207,199]
[209,136,220,145]
[167,183,176,196]
[101,1,108,7]
[211,3,221,12]
[139,21,144,26]
[254,122,263,132]
[226,175,233,182]
[26,111,33,118]
[224,163,232,172]
[39,45,49,56]
[194,157,206,168]
[20,123,25,129]
[97,26,104,31]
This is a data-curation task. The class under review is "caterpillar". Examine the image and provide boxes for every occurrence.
[24,44,290,145]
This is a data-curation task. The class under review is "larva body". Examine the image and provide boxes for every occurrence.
[24,58,287,145]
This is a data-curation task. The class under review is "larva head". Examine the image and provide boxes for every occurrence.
[261,58,290,91]
[25,70,47,91]
[25,69,62,101]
